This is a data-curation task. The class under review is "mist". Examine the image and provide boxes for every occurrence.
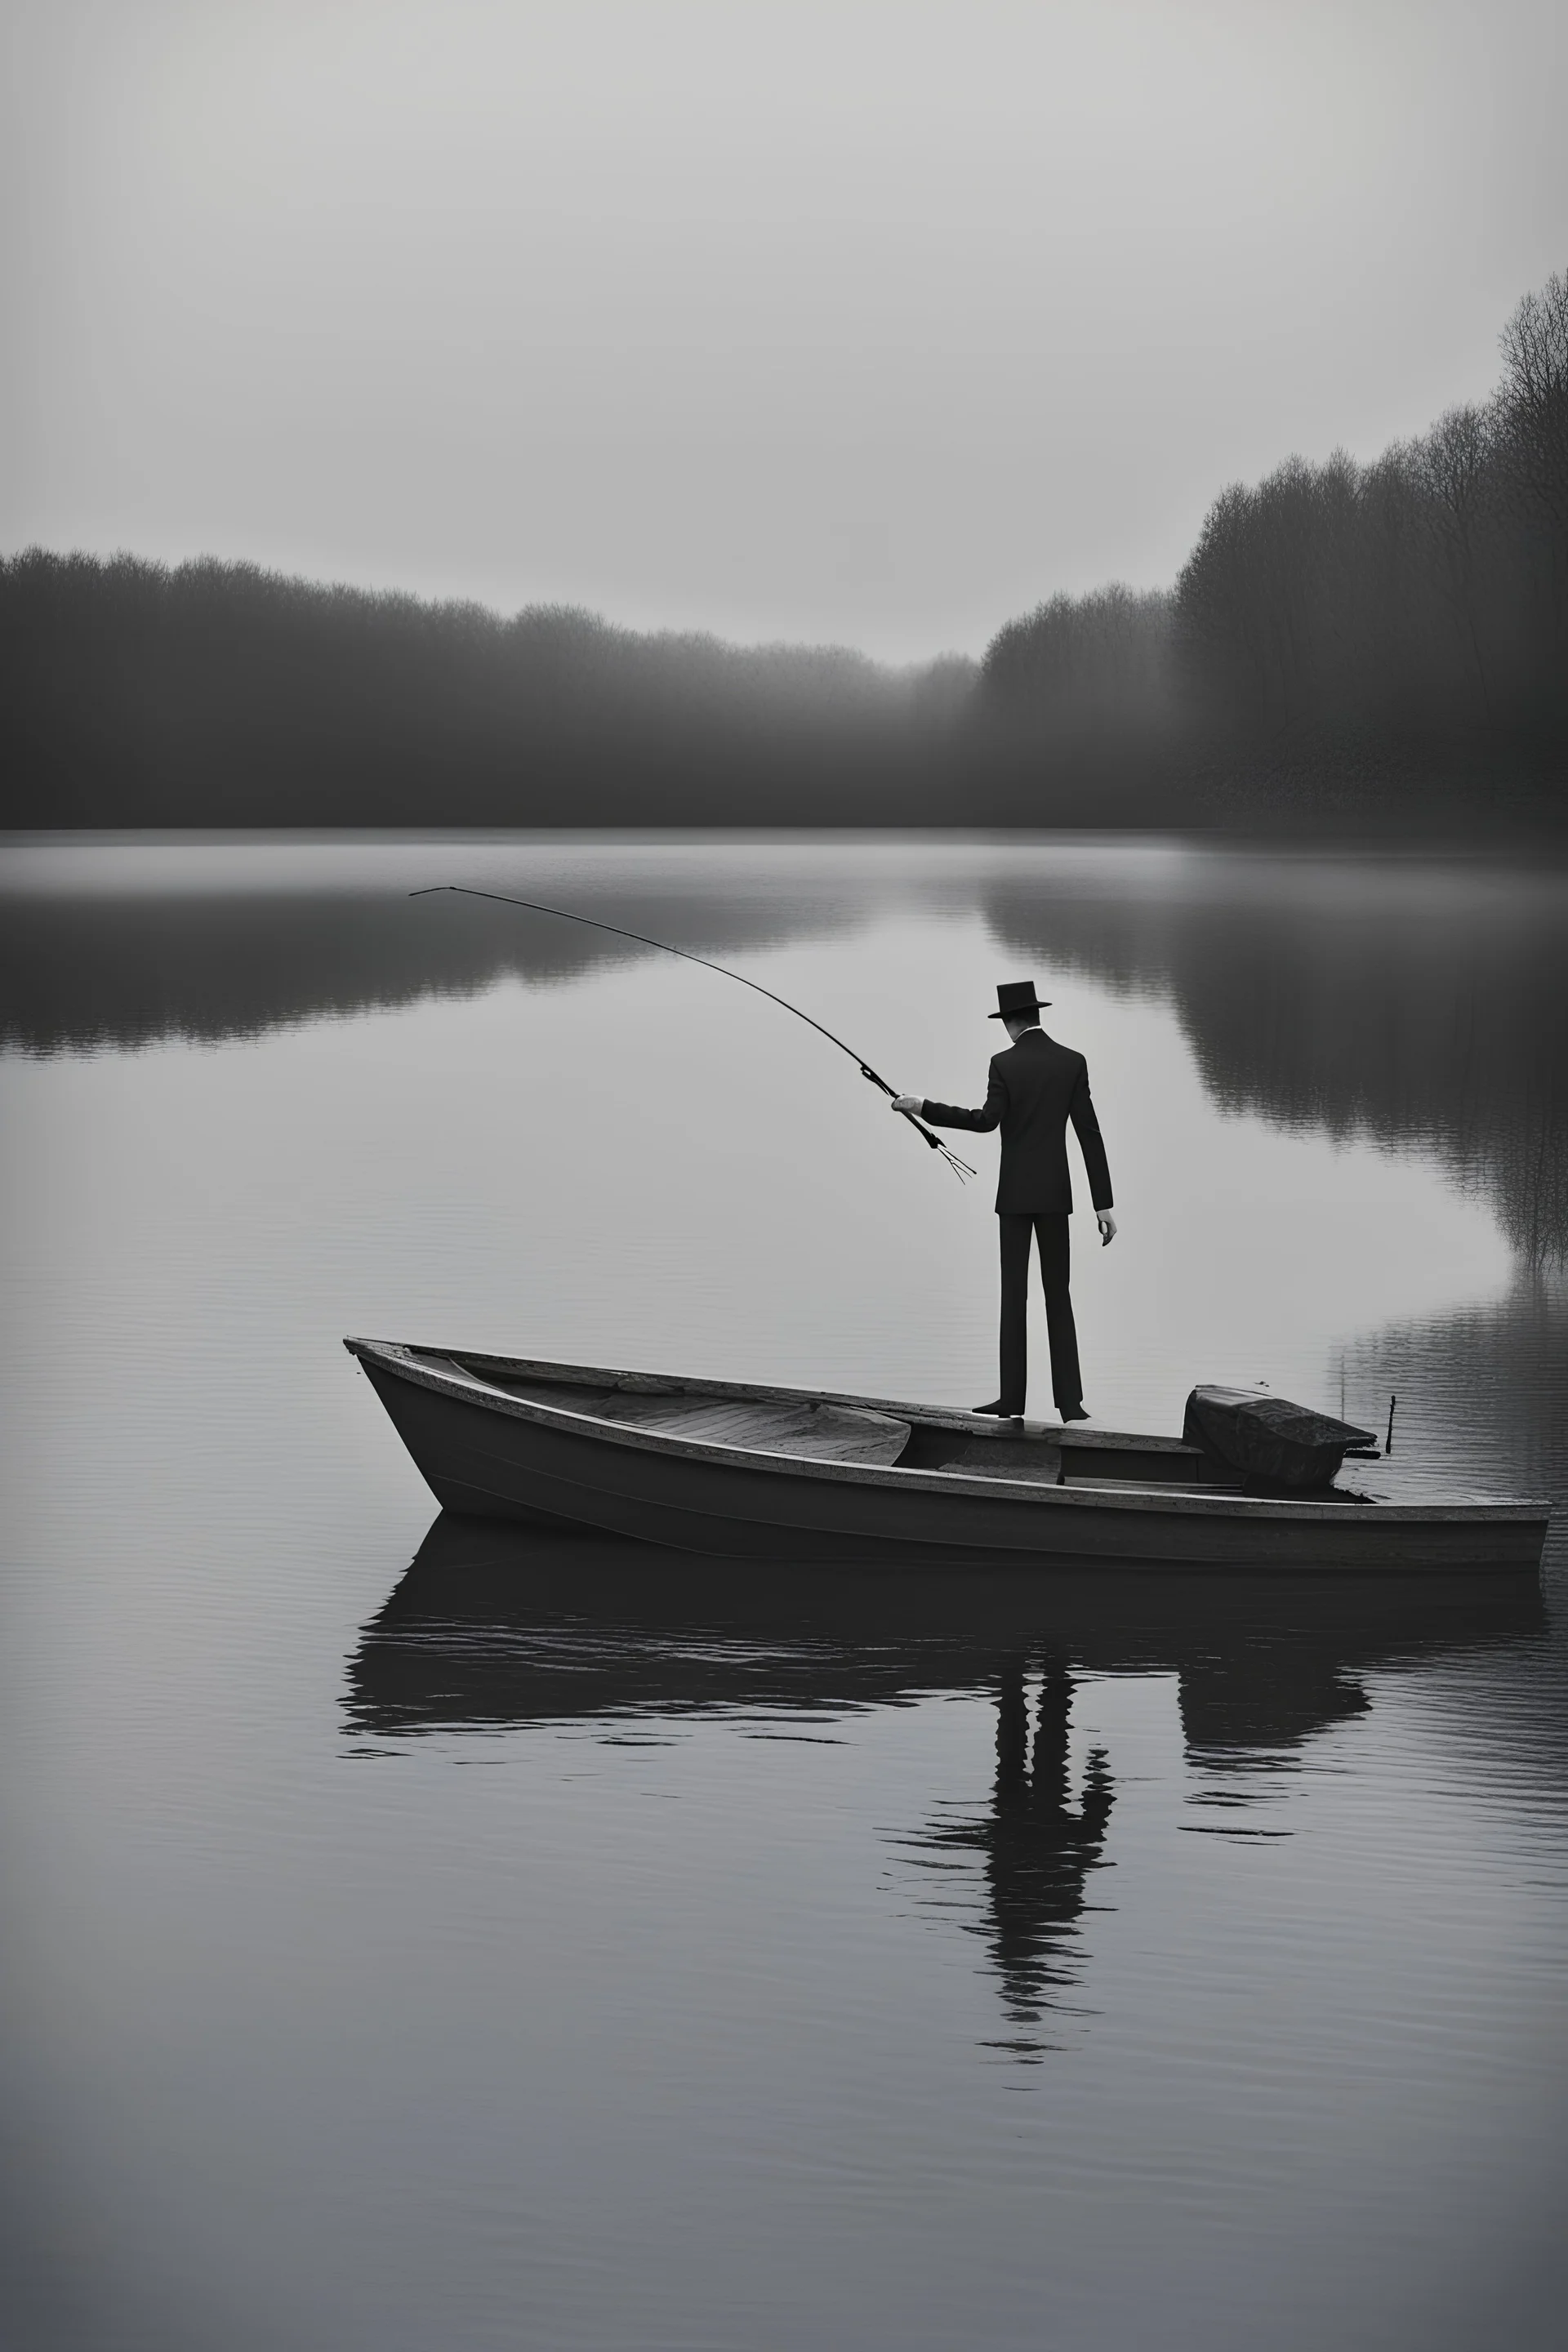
[4,0,1566,661]
[6,270,1563,834]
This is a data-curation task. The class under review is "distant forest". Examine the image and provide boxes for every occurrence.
[3,270,1564,834]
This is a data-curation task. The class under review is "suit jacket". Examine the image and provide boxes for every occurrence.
[921,1029,1113,1217]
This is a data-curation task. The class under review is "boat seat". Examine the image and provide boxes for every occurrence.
[438,1365,912,1468]
[628,1396,912,1467]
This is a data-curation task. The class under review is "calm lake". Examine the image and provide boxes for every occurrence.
[2,835,1565,2352]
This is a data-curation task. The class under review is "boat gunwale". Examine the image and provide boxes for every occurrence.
[344,1339,1552,1528]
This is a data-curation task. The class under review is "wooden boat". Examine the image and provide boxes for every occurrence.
[345,1338,1550,1576]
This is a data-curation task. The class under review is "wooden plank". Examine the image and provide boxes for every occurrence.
[591,1392,911,1468]
[443,1363,911,1469]
[437,1345,1019,1435]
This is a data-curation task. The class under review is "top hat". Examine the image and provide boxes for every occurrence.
[988,979,1051,1020]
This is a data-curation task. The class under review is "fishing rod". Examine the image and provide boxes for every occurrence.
[409,884,977,1181]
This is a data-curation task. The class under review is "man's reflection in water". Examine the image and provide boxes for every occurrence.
[910,1660,1114,2050]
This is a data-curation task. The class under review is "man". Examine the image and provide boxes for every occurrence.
[892,979,1116,1423]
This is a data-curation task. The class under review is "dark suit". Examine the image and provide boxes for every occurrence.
[921,1028,1113,1416]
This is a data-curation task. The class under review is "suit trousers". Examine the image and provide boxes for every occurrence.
[998,1212,1082,1416]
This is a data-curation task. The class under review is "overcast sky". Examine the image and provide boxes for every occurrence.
[3,0,1565,661]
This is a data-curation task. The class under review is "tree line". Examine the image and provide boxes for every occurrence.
[2,268,1563,833]
[983,268,1567,820]
[0,559,977,829]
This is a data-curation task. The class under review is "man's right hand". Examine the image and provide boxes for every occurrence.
[891,1094,923,1115]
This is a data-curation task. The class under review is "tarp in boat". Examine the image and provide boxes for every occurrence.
[1182,1387,1377,1491]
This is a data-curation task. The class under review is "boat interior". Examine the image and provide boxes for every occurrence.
[412,1348,1233,1493]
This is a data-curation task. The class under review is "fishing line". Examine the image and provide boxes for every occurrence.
[409,884,976,1180]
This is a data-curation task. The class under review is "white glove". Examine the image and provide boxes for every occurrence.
[891,1094,924,1115]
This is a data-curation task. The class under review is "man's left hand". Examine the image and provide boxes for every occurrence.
[891,1094,923,1115]
[1098,1213,1117,1245]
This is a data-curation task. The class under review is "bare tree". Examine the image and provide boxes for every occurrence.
[1498,269,1568,532]
[1414,404,1499,716]
[1497,270,1568,677]
[982,584,1174,730]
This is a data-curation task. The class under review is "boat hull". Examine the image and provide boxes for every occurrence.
[350,1343,1549,1577]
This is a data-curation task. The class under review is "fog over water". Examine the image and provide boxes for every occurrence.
[7,836,1563,1258]
[2,835,1565,2351]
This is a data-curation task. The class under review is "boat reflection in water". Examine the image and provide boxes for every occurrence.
[345,1516,1547,2049]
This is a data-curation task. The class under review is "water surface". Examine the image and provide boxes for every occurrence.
[2,835,1565,2351]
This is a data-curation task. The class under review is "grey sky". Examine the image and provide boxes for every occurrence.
[3,0,1565,661]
